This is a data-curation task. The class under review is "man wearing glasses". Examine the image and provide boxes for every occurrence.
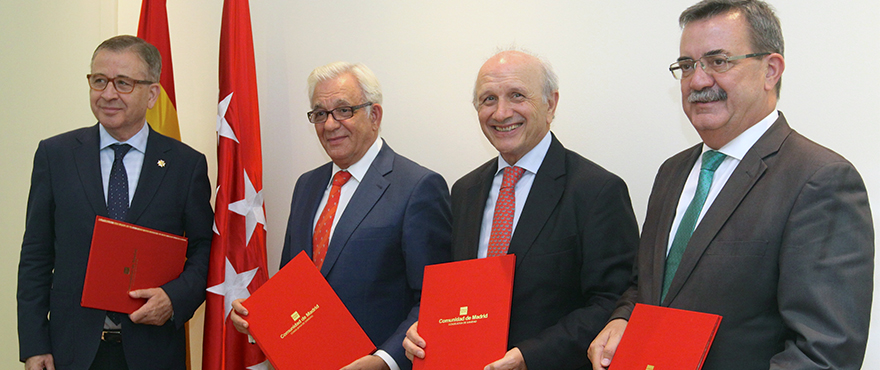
[17,35,213,370]
[231,62,451,370]
[589,1,873,369]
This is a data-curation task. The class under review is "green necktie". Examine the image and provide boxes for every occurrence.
[661,150,727,302]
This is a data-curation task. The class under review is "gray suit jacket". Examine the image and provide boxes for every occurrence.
[613,113,874,369]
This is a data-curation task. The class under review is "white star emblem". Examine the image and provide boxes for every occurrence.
[228,170,266,246]
[247,360,270,370]
[217,92,239,143]
[206,257,259,319]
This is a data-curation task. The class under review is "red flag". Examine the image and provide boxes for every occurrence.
[203,0,269,368]
[137,0,181,140]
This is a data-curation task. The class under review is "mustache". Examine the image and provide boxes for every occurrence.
[688,87,728,103]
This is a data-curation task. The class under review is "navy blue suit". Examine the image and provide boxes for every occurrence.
[17,124,213,370]
[280,141,452,369]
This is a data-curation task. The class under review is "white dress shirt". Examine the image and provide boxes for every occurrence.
[477,131,553,259]
[666,110,778,255]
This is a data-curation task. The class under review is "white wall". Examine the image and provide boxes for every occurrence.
[3,0,877,368]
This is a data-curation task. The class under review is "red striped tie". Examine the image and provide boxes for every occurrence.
[487,166,525,257]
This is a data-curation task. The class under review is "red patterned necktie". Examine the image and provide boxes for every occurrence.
[312,170,352,269]
[487,166,526,257]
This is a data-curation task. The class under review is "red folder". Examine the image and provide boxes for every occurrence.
[609,303,721,370]
[244,251,375,370]
[414,254,516,370]
[81,216,187,313]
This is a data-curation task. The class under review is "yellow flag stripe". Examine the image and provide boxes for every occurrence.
[147,85,181,141]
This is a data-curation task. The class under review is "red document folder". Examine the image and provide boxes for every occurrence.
[244,251,375,370]
[81,216,187,314]
[413,254,516,370]
[609,303,722,370]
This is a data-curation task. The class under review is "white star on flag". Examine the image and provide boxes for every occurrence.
[217,92,239,143]
[228,169,265,246]
[247,360,270,370]
[206,257,259,319]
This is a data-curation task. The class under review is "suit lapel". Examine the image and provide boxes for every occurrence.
[127,127,171,224]
[455,160,496,261]
[320,143,393,276]
[507,134,565,271]
[664,114,791,304]
[73,124,107,216]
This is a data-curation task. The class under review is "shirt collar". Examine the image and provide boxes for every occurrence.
[331,136,383,185]
[496,131,552,176]
[704,110,778,160]
[99,122,149,154]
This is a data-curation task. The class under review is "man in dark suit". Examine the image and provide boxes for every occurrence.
[230,62,451,370]
[17,35,213,370]
[589,1,874,369]
[404,50,639,370]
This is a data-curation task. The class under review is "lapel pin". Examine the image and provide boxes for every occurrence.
[157,159,166,168]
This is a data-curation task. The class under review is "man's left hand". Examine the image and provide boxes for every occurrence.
[485,348,527,370]
[339,354,390,370]
[128,288,173,326]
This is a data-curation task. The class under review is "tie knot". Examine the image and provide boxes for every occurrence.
[501,166,526,189]
[332,171,352,187]
[111,144,132,160]
[701,150,726,172]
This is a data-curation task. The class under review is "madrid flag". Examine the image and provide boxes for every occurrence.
[137,0,181,140]
[203,0,269,368]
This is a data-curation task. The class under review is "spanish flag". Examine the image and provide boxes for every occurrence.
[137,0,181,140]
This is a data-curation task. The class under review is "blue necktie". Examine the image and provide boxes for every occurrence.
[661,150,726,302]
[107,144,132,221]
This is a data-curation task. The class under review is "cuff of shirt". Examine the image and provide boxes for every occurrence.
[374,349,400,370]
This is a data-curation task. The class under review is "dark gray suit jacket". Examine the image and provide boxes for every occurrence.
[280,141,451,369]
[452,134,639,369]
[18,124,213,370]
[613,113,874,369]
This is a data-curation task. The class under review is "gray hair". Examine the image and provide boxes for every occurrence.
[472,48,559,109]
[307,62,383,107]
[680,0,784,96]
[92,35,161,82]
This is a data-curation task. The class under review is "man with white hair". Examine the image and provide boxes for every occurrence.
[231,62,452,370]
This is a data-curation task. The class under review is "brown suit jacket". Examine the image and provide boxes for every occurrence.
[612,113,874,369]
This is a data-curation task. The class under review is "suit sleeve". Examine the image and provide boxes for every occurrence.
[160,153,214,328]
[518,175,639,369]
[17,141,56,361]
[379,171,452,369]
[770,161,873,369]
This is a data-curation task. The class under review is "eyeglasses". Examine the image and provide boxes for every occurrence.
[307,102,373,124]
[669,52,770,80]
[87,74,155,94]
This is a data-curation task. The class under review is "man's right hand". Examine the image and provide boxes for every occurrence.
[403,321,426,361]
[230,298,250,335]
[587,319,627,370]
[25,354,54,370]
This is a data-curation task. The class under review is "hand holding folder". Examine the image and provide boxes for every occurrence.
[81,216,187,314]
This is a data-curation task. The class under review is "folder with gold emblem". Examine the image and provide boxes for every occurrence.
[244,250,375,370]
[609,303,721,370]
[413,254,516,370]
[81,216,187,313]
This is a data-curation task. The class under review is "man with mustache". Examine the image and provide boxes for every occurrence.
[588,1,874,369]
[404,49,639,370]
